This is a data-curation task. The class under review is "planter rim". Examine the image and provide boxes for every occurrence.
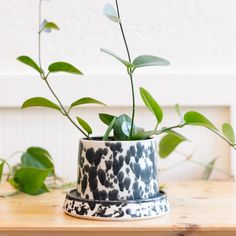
[80,136,157,143]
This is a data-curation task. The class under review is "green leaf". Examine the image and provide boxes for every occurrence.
[103,4,121,23]
[222,123,235,144]
[21,147,54,173]
[99,113,116,126]
[133,55,170,69]
[101,48,133,68]
[48,62,83,75]
[0,161,4,183]
[14,167,50,195]
[175,104,183,122]
[76,116,92,135]
[70,97,106,110]
[113,114,133,140]
[202,158,218,180]
[132,130,156,140]
[184,111,218,131]
[43,21,60,32]
[103,117,117,141]
[159,132,186,158]
[17,56,42,74]
[21,97,61,111]
[139,87,163,124]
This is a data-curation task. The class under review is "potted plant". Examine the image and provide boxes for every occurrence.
[17,0,236,220]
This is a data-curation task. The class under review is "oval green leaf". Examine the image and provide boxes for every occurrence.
[76,116,92,135]
[132,130,156,140]
[113,114,133,140]
[14,167,50,195]
[140,87,163,124]
[103,117,117,141]
[48,62,83,75]
[159,131,186,158]
[103,4,121,23]
[17,56,42,74]
[43,21,60,32]
[222,123,235,144]
[184,111,218,131]
[70,97,106,109]
[99,113,116,126]
[101,48,133,68]
[133,55,170,69]
[21,97,61,111]
[21,147,54,172]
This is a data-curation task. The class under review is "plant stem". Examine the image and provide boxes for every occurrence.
[38,0,42,69]
[115,0,131,62]
[0,158,12,181]
[44,78,89,137]
[115,0,135,139]
[37,0,89,138]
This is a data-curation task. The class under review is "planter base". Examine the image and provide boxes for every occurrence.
[63,189,169,221]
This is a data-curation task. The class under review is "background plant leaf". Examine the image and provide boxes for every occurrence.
[21,147,54,173]
[159,131,187,158]
[0,161,4,183]
[222,123,235,144]
[202,158,218,180]
[132,130,156,140]
[103,117,117,141]
[99,113,116,125]
[133,55,170,69]
[101,48,133,68]
[21,97,61,111]
[184,111,218,131]
[48,62,83,75]
[14,167,50,195]
[76,116,92,135]
[103,4,121,23]
[175,104,184,122]
[140,87,163,125]
[17,56,42,74]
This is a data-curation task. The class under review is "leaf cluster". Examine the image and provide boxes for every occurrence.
[0,147,55,195]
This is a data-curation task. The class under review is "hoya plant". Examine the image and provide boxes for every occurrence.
[17,0,236,160]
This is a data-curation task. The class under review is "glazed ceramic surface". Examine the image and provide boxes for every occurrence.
[64,137,169,220]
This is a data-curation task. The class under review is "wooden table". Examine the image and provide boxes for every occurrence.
[1,181,236,236]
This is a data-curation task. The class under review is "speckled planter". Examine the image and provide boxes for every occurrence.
[64,137,169,220]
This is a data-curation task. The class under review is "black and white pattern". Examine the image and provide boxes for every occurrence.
[64,137,169,220]
[64,189,169,220]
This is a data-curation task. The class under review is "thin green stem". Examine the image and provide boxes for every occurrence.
[115,0,131,62]
[156,124,185,135]
[0,158,12,181]
[189,159,234,178]
[38,0,42,69]
[44,78,89,137]
[115,0,135,139]
[129,73,135,138]
[37,0,89,138]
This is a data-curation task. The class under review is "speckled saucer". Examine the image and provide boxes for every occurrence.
[63,189,169,220]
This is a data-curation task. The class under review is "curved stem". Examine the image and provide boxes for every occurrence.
[44,78,89,137]
[0,158,12,181]
[37,0,89,138]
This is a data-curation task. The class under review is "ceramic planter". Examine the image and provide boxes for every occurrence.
[64,137,169,220]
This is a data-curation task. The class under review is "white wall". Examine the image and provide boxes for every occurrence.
[1,0,236,181]
[2,0,236,75]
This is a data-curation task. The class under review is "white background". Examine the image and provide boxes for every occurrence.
[1,0,236,181]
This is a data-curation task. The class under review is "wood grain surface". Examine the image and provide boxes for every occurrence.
[0,181,236,236]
